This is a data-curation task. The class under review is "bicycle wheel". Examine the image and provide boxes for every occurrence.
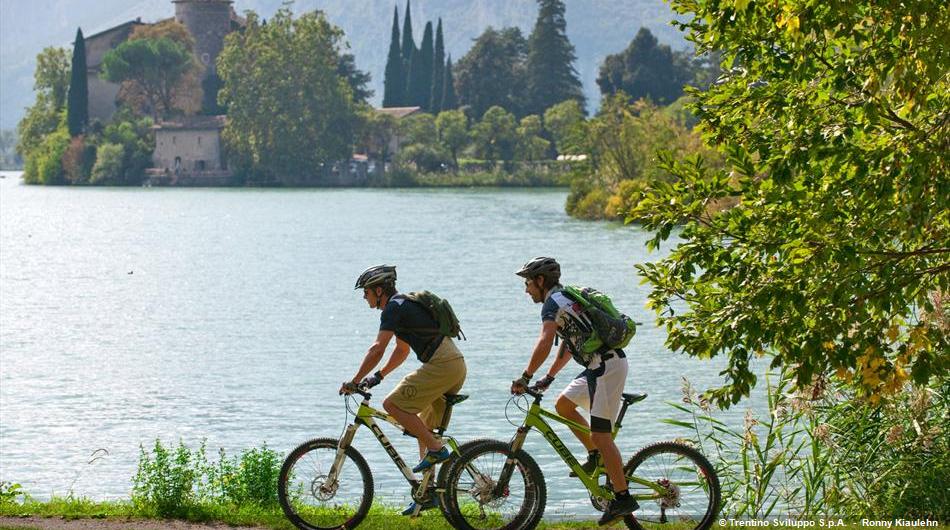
[622,441,721,530]
[443,438,546,530]
[278,437,374,530]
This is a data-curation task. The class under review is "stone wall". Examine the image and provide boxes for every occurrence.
[153,127,225,172]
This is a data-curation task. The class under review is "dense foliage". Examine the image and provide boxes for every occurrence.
[16,46,69,180]
[455,27,529,118]
[629,0,949,406]
[674,373,948,519]
[217,9,358,184]
[565,94,722,220]
[596,27,695,105]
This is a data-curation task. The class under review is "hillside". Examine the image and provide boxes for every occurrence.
[0,0,688,129]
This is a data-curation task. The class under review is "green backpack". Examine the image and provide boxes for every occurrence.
[400,291,466,340]
[561,285,637,356]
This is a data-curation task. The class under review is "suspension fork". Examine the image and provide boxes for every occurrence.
[493,426,530,496]
[326,423,360,487]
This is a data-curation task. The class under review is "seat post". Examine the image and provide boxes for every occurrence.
[615,401,632,428]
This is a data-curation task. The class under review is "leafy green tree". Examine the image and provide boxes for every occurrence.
[125,20,204,117]
[430,19,445,114]
[16,47,69,163]
[631,0,950,407]
[435,109,468,168]
[455,27,528,118]
[441,55,457,110]
[515,115,550,161]
[67,28,88,137]
[33,46,71,110]
[471,106,517,163]
[356,108,398,161]
[543,99,585,155]
[101,37,195,120]
[337,53,373,104]
[383,6,405,107]
[525,0,585,116]
[396,113,450,172]
[597,27,694,105]
[217,9,358,183]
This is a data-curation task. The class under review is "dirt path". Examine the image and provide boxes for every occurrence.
[0,516,270,530]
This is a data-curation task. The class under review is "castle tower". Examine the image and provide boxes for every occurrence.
[174,0,232,111]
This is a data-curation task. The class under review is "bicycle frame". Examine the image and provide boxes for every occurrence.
[328,392,462,502]
[502,391,667,503]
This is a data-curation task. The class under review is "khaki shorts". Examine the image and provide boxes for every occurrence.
[387,338,467,429]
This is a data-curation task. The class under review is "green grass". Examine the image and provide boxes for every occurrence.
[3,498,947,530]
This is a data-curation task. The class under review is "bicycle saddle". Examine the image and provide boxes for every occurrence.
[444,393,469,405]
[622,392,647,404]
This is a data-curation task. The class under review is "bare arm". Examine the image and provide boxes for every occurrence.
[523,320,559,377]
[545,342,572,378]
[377,338,411,377]
[349,329,395,383]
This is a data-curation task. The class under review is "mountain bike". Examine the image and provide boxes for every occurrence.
[278,384,473,529]
[442,387,721,530]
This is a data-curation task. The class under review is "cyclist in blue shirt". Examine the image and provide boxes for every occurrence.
[339,264,467,515]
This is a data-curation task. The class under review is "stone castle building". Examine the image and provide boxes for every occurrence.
[84,0,244,123]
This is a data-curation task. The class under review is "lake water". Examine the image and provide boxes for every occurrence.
[0,172,752,516]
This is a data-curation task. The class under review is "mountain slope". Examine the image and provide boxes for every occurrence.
[0,0,688,128]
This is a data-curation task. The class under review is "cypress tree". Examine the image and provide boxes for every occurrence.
[412,21,434,110]
[401,0,415,71]
[430,18,445,113]
[383,6,405,106]
[525,0,585,115]
[67,27,88,136]
[441,55,457,111]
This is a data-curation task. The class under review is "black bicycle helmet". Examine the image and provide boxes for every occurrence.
[355,264,397,289]
[515,257,561,282]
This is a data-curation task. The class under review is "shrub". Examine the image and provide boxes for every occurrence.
[570,188,610,220]
[90,143,125,184]
[61,135,95,184]
[23,124,69,185]
[132,439,200,517]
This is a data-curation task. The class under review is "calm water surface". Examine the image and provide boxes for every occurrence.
[0,172,752,515]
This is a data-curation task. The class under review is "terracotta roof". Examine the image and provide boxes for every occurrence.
[154,115,227,130]
[377,107,422,119]
[83,18,144,43]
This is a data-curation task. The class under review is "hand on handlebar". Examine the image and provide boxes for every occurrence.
[361,370,384,389]
[511,373,531,395]
[530,375,555,393]
[339,381,359,395]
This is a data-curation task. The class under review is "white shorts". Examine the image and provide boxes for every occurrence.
[559,351,629,432]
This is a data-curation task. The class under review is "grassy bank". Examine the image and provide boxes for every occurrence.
[2,497,946,530]
[0,496,623,529]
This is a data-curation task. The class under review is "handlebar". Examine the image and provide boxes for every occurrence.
[341,382,373,400]
[515,386,544,403]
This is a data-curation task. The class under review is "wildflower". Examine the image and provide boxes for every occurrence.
[884,425,903,445]
[680,377,694,405]
[813,423,831,442]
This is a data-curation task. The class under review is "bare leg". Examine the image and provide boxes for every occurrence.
[384,398,441,451]
[591,431,627,492]
[556,395,596,451]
